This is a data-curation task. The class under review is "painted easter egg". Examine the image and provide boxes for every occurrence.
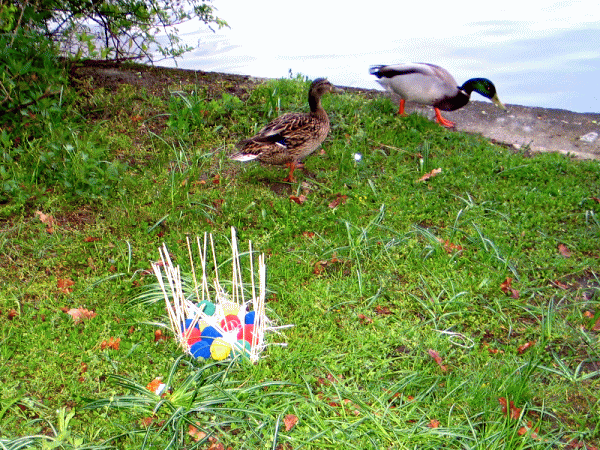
[210,338,231,360]
[190,340,211,359]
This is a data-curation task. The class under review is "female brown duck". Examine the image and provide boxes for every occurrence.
[230,78,340,182]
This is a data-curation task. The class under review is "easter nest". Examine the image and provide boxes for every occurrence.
[151,227,289,363]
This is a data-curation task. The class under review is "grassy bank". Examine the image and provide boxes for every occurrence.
[1,65,599,449]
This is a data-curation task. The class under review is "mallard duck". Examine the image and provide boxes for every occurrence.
[230,78,340,182]
[369,63,506,128]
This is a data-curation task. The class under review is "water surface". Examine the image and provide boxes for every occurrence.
[155,0,600,113]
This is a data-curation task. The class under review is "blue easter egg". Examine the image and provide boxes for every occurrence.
[184,318,200,330]
[190,341,211,359]
[200,326,222,345]
[244,311,255,325]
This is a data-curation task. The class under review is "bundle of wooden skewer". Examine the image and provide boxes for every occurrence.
[151,227,287,363]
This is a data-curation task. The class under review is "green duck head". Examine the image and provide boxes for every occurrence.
[461,78,506,110]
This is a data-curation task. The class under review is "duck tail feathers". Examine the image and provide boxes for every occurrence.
[229,152,260,162]
[369,65,386,77]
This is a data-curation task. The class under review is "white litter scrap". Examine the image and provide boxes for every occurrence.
[151,227,289,363]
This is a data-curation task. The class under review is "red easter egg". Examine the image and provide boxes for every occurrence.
[237,324,256,344]
[221,314,242,332]
[184,327,202,345]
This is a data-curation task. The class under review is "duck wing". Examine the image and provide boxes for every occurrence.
[371,63,460,105]
[370,63,442,79]
[232,112,329,164]
[258,112,322,137]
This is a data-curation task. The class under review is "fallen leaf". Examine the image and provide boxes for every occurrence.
[206,436,225,450]
[100,337,121,350]
[428,349,448,372]
[283,414,298,431]
[500,277,520,299]
[428,419,440,428]
[565,440,599,450]
[328,194,348,209]
[7,309,18,320]
[374,305,392,315]
[140,417,154,428]
[438,238,463,254]
[302,231,315,238]
[289,194,307,205]
[326,373,342,383]
[87,257,96,270]
[518,420,539,438]
[357,313,373,324]
[591,197,600,204]
[57,278,75,294]
[557,243,571,258]
[312,254,344,275]
[35,210,54,226]
[316,377,329,387]
[313,260,327,275]
[552,280,569,290]
[498,397,507,413]
[78,362,88,383]
[498,397,522,419]
[417,168,442,183]
[517,341,535,354]
[146,377,163,392]
[583,310,600,331]
[188,424,207,442]
[65,307,96,324]
[484,343,505,355]
[84,236,100,242]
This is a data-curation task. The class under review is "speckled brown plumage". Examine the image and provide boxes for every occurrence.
[230,78,339,182]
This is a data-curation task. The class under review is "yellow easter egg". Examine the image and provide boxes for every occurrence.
[222,302,240,316]
[210,338,231,361]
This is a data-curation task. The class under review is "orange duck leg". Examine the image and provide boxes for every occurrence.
[283,161,305,182]
[434,108,455,128]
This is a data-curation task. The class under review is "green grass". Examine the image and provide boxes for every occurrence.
[1,67,599,449]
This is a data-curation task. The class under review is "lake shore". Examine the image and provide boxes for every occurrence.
[75,62,600,160]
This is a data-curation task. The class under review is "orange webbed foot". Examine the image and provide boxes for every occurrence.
[434,108,455,128]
